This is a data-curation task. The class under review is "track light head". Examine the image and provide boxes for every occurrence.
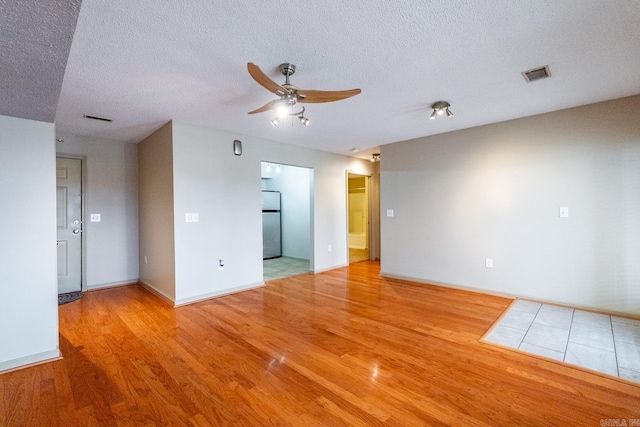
[298,106,309,126]
[430,101,453,120]
[271,117,280,126]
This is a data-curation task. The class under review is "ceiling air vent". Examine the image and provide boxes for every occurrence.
[83,114,112,122]
[522,65,551,83]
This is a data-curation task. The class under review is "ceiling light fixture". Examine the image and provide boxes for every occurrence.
[370,153,380,162]
[298,107,310,126]
[271,106,309,127]
[275,100,290,118]
[429,101,453,120]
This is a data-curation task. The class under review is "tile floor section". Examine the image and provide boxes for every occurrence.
[263,256,310,281]
[484,299,640,383]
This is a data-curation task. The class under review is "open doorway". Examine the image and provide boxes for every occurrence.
[347,173,370,263]
[56,156,84,296]
[261,162,313,281]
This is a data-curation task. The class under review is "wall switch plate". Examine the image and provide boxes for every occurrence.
[185,213,199,223]
[90,214,101,222]
[328,245,332,252]
[559,207,569,218]
[485,258,494,268]
[144,255,148,265]
[386,209,394,217]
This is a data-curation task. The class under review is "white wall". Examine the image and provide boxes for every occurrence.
[169,121,374,305]
[56,133,139,289]
[262,163,311,259]
[0,115,59,370]
[138,122,176,301]
[380,95,640,315]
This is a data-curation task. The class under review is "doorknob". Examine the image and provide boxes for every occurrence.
[73,219,81,225]
[73,229,81,234]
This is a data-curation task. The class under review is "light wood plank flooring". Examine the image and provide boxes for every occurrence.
[1,261,638,425]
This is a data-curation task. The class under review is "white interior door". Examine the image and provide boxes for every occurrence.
[56,157,82,293]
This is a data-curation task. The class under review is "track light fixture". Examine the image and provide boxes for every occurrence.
[299,111,309,126]
[370,153,381,163]
[429,101,453,120]
[271,106,309,127]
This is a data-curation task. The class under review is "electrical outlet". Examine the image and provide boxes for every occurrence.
[185,213,199,223]
[559,207,569,218]
[90,213,101,222]
[485,258,494,268]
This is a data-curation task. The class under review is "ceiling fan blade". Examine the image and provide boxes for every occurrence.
[248,99,280,115]
[296,88,361,103]
[247,63,289,96]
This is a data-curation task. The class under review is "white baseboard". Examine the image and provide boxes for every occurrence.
[174,282,265,307]
[0,348,61,374]
[379,271,517,299]
[138,280,175,306]
[313,263,348,274]
[380,272,640,319]
[86,279,138,291]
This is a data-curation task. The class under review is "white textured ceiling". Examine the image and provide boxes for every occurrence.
[0,0,81,122]
[5,1,640,158]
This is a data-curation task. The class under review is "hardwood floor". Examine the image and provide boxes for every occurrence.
[2,261,638,426]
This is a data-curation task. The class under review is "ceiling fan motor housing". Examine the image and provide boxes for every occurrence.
[279,63,296,77]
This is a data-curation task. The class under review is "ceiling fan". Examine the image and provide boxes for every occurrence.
[247,62,361,125]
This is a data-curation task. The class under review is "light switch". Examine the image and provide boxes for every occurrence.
[559,207,569,218]
[386,209,394,217]
[90,214,101,222]
[185,213,199,223]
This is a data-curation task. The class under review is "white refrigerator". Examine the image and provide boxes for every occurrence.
[262,191,281,259]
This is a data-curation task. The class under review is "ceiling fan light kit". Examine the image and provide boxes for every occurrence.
[247,62,361,127]
[270,106,309,127]
[430,101,453,120]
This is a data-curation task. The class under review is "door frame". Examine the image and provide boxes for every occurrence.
[346,171,372,262]
[56,153,88,292]
[261,161,315,272]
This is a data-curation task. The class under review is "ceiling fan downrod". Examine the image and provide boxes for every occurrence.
[279,63,296,86]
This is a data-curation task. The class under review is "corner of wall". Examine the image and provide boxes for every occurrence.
[138,121,176,300]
